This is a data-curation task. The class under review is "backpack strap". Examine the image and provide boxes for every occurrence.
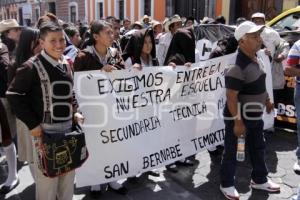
[30,57,53,124]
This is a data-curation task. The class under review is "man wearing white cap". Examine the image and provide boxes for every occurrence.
[156,14,182,65]
[251,12,266,25]
[219,21,280,200]
[251,12,281,59]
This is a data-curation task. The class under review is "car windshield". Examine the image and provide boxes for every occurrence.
[271,12,300,32]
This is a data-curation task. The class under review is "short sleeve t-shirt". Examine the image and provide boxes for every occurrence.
[223,49,268,118]
[286,40,300,82]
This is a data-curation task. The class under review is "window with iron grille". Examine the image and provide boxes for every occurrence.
[144,0,151,15]
[70,5,76,23]
[166,0,174,17]
[35,8,40,22]
[48,2,56,15]
[98,2,103,19]
[119,0,124,20]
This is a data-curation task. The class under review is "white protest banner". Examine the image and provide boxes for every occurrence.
[74,53,274,187]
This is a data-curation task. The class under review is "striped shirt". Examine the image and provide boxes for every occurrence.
[223,49,268,118]
[286,40,300,82]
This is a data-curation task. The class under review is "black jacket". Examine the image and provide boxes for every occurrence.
[0,43,9,97]
[74,46,124,72]
[164,27,196,65]
[7,53,76,130]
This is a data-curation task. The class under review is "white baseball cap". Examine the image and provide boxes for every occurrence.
[251,12,266,19]
[234,21,265,41]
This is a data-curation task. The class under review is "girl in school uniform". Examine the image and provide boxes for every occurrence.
[73,19,127,197]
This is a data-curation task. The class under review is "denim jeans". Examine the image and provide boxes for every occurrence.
[220,119,268,187]
[294,83,300,159]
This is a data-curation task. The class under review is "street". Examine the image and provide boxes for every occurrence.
[0,129,299,200]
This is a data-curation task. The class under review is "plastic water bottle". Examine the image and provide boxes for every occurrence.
[236,136,245,162]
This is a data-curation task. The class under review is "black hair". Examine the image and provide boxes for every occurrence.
[39,21,63,40]
[64,26,79,38]
[62,23,71,30]
[0,33,15,53]
[79,25,89,39]
[215,15,226,24]
[87,20,112,45]
[184,16,194,26]
[15,27,40,68]
[236,17,246,26]
[122,28,158,66]
[225,34,238,54]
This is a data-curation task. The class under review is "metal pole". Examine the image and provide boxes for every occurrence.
[38,0,41,16]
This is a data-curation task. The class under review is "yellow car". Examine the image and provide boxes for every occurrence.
[267,6,300,32]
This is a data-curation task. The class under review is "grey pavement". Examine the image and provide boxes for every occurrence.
[0,129,299,200]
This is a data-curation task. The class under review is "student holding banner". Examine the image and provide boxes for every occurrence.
[122,27,159,69]
[220,21,280,200]
[73,19,128,197]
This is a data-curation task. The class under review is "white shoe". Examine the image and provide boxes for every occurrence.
[294,159,300,174]
[109,181,123,190]
[220,185,240,200]
[90,184,101,192]
[250,179,280,192]
[291,195,297,200]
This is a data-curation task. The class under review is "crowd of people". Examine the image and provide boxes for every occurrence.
[0,11,299,200]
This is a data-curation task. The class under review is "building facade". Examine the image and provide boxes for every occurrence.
[30,0,86,25]
[86,0,223,23]
[86,0,165,23]
[0,0,32,25]
[1,0,299,25]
